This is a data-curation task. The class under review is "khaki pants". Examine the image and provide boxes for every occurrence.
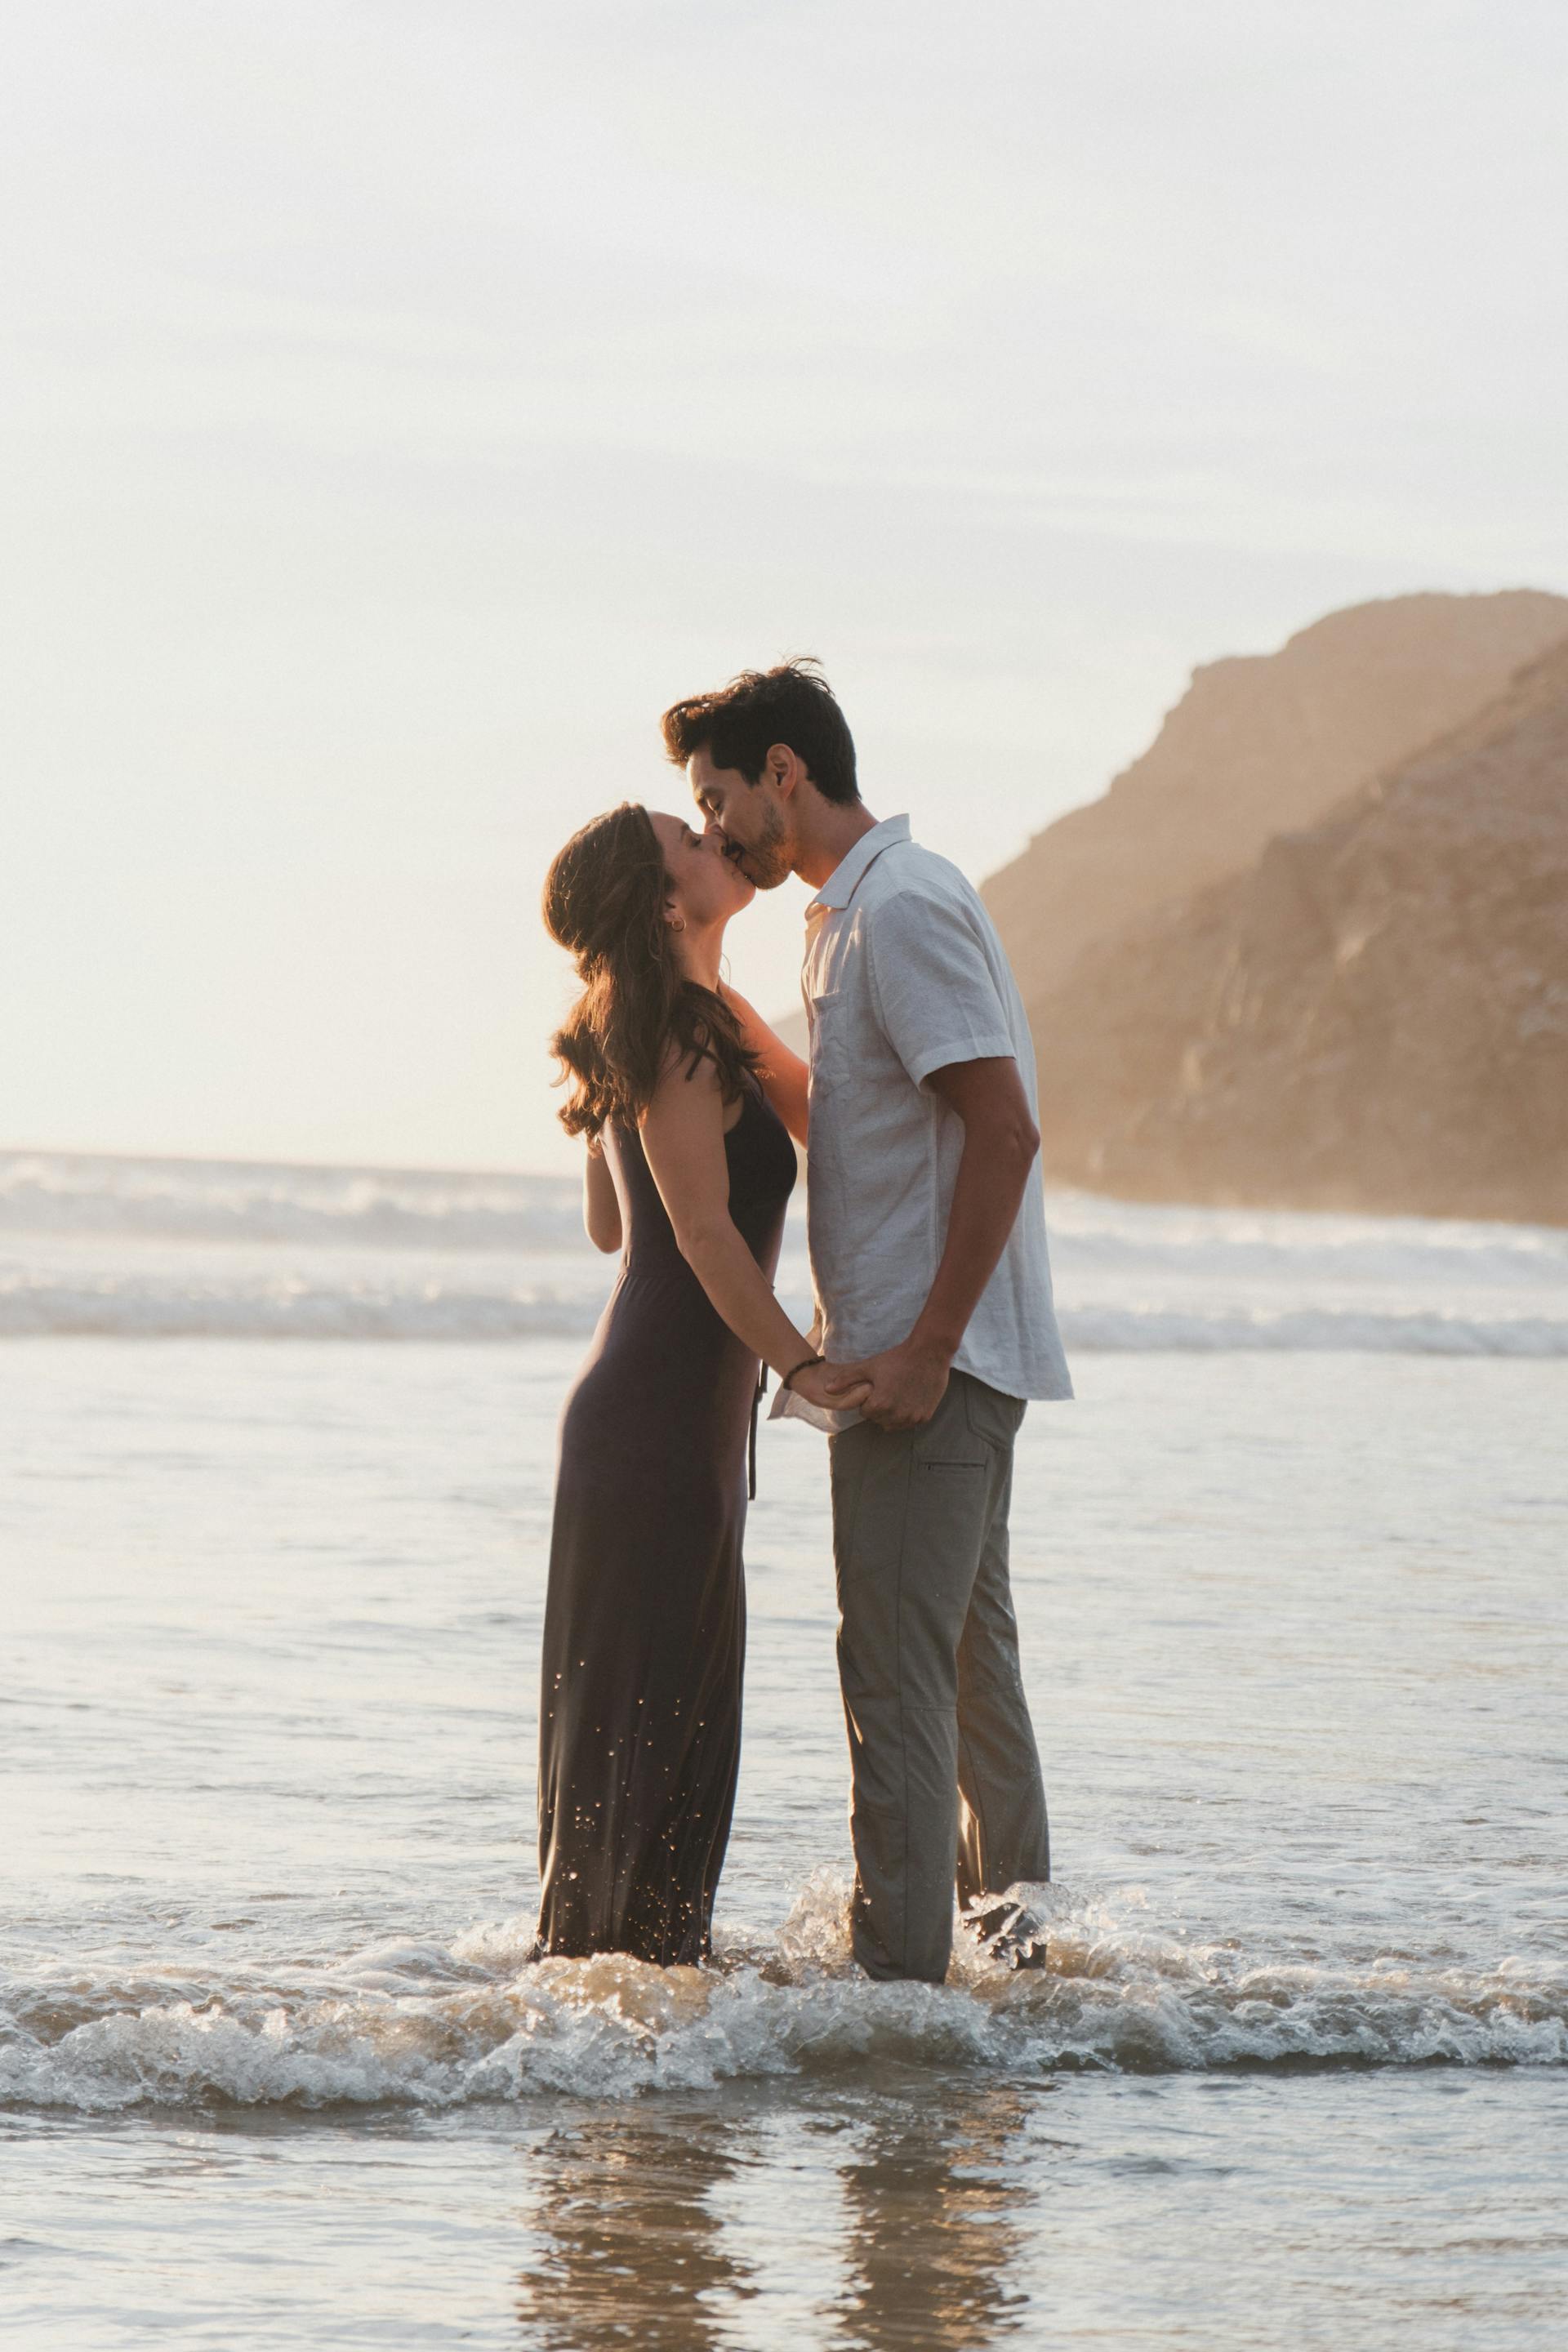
[828,1370,1050,1983]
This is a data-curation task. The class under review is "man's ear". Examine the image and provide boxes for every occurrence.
[768,742,800,800]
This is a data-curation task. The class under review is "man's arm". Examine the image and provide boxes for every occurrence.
[826,1055,1039,1430]
[721,985,809,1146]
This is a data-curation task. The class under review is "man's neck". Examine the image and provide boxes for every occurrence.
[793,800,880,892]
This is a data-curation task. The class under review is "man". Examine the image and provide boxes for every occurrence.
[662,659,1073,1984]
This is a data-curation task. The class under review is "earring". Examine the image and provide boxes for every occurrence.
[669,917,686,933]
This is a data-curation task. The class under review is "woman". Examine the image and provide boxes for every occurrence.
[533,801,858,1966]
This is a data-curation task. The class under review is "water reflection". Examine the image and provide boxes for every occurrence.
[513,2082,1036,2350]
[514,2109,755,2350]
[831,2086,1035,2351]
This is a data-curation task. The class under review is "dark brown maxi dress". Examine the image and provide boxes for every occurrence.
[533,1080,796,1965]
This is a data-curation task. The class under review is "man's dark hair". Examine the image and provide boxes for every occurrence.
[660,658,859,805]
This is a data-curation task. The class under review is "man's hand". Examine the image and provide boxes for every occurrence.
[824,1337,952,1432]
[789,1359,871,1415]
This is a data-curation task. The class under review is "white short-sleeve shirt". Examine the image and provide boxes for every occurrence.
[800,814,1073,1403]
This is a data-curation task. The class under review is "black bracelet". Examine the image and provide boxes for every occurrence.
[782,1353,824,1392]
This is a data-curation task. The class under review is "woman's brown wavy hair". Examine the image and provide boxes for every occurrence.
[542,802,760,1138]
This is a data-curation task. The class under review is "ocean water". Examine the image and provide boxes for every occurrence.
[2,1152,1566,2349]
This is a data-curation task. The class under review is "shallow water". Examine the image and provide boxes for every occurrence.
[4,1334,1567,2345]
[2,1169,1567,2345]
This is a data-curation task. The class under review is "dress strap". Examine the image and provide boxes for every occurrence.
[748,1362,767,1500]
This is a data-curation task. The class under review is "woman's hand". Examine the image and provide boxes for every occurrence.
[582,1134,622,1253]
[788,1360,871,1415]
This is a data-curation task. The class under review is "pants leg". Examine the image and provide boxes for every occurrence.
[829,1371,1046,1983]
[953,1392,1050,1909]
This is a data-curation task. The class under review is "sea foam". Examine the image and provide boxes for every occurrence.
[0,1151,585,1252]
[5,1268,1566,1352]
[4,1878,1562,2114]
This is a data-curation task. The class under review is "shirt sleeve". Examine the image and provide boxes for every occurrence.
[865,888,1017,1088]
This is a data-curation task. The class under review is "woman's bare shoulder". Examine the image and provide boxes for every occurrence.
[646,1038,724,1115]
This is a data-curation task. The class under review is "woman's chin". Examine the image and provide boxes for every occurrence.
[729,873,757,911]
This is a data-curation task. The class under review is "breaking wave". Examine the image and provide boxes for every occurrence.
[0,1152,584,1252]
[3,1878,1563,2114]
[1063,1306,1568,1356]
[0,1266,604,1341]
[5,1267,1567,1352]
[6,1150,1566,1352]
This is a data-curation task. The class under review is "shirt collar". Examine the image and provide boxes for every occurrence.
[807,814,911,913]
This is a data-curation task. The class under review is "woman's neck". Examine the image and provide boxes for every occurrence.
[675,924,725,993]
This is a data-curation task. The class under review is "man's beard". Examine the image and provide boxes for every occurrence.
[729,800,792,891]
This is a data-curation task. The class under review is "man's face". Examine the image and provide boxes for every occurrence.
[688,746,795,890]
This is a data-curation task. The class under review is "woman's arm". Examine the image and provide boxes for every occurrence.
[582,1134,622,1254]
[639,1053,862,1413]
[721,986,809,1147]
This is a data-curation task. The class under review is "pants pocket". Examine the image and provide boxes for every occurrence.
[962,1376,1025,1451]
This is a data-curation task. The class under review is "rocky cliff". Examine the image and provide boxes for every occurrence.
[1027,637,1568,1223]
[983,589,1568,1006]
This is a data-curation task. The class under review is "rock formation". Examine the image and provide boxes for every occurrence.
[983,590,1568,1008]
[1028,635,1568,1223]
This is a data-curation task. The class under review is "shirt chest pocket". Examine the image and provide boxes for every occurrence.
[808,987,855,1098]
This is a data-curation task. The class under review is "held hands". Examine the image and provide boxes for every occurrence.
[822,1337,952,1432]
[788,1358,872,1416]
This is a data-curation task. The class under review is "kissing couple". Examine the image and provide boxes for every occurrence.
[532,661,1072,1984]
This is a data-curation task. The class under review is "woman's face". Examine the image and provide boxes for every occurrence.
[648,810,755,931]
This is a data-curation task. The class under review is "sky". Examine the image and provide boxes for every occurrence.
[5,0,1566,1174]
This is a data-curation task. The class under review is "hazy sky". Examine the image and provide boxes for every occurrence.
[6,0,1565,1172]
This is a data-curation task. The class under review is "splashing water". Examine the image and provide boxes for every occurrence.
[6,1874,1563,2118]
